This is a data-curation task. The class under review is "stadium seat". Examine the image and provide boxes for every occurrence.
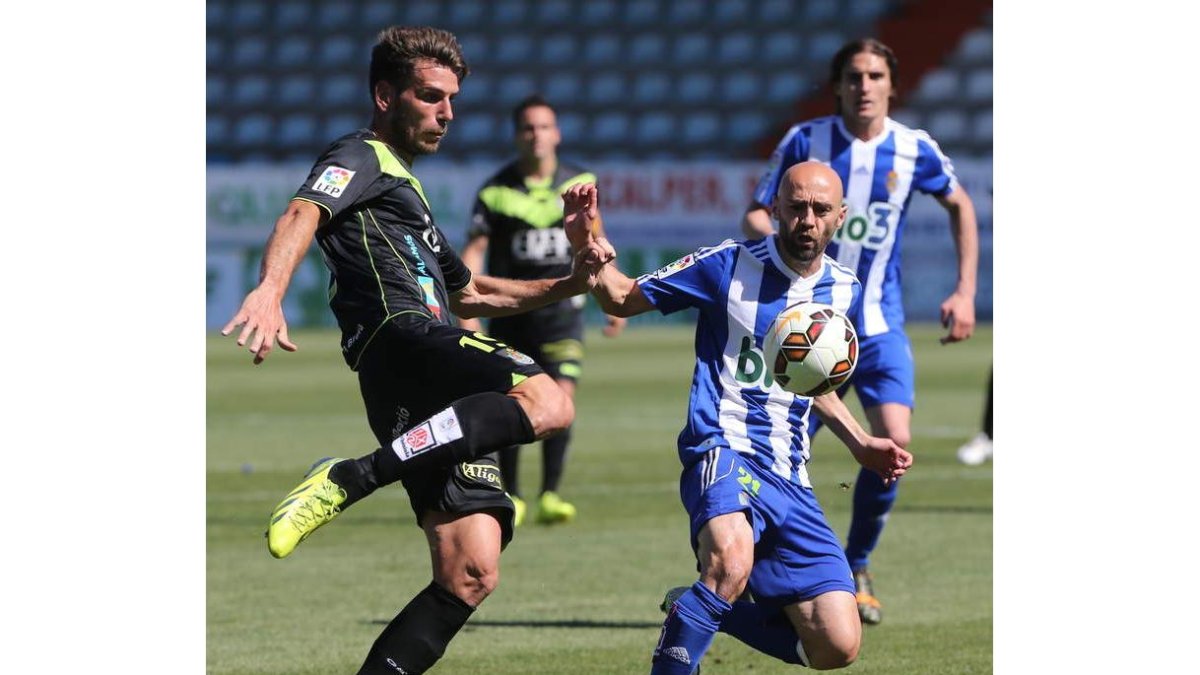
[535,0,572,26]
[207,115,229,146]
[910,68,960,104]
[544,73,581,104]
[277,114,319,147]
[206,1,227,29]
[231,37,269,69]
[759,0,797,23]
[319,36,358,68]
[718,32,756,65]
[491,0,528,25]
[636,112,676,146]
[766,72,811,104]
[446,0,484,27]
[274,2,310,30]
[495,34,534,64]
[404,0,441,25]
[972,110,993,145]
[803,0,839,25]
[207,75,227,107]
[557,111,585,141]
[456,33,490,63]
[633,72,671,106]
[666,0,707,25]
[233,114,274,147]
[277,75,318,107]
[456,114,497,145]
[274,38,313,69]
[673,33,712,64]
[230,2,268,30]
[846,0,891,21]
[628,33,667,64]
[323,75,361,107]
[890,108,923,131]
[453,72,491,107]
[683,113,721,145]
[722,73,762,103]
[540,35,578,64]
[584,35,622,65]
[592,112,630,144]
[587,72,626,105]
[925,110,968,144]
[726,112,770,143]
[809,32,845,65]
[316,2,354,30]
[763,32,803,64]
[582,0,618,25]
[207,37,224,68]
[231,76,271,108]
[964,69,992,105]
[496,74,539,106]
[324,113,364,142]
[677,73,716,104]
[955,28,992,67]
[623,0,661,26]
[713,0,752,24]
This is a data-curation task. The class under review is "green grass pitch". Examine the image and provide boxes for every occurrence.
[207,322,992,674]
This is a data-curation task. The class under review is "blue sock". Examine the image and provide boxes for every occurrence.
[719,601,806,665]
[844,467,899,569]
[652,582,732,674]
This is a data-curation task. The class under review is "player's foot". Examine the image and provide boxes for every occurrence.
[266,457,349,559]
[659,586,690,613]
[956,432,993,465]
[509,494,527,527]
[535,491,576,524]
[853,569,882,625]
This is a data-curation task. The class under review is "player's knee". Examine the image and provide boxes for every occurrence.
[806,633,859,669]
[702,558,751,602]
[510,377,575,438]
[445,562,499,607]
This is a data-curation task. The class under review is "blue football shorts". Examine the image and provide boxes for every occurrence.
[846,329,915,409]
[680,448,855,610]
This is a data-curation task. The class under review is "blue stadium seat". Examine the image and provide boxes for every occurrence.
[726,112,770,144]
[232,76,271,107]
[964,69,992,104]
[495,34,534,64]
[456,34,490,63]
[972,110,992,145]
[323,74,361,107]
[722,73,761,103]
[320,35,358,68]
[456,114,497,145]
[277,114,319,147]
[274,2,310,30]
[956,29,992,66]
[666,0,707,25]
[207,75,227,107]
[926,110,968,144]
[584,35,622,65]
[274,38,313,69]
[683,113,721,145]
[803,0,839,25]
[207,37,224,68]
[718,32,755,65]
[544,73,581,104]
[890,109,924,131]
[557,112,585,141]
[206,1,227,29]
[592,112,630,144]
[453,72,491,107]
[766,72,811,104]
[535,0,572,26]
[623,0,661,26]
[633,72,671,106]
[636,112,675,145]
[846,0,891,22]
[809,32,845,65]
[207,115,229,146]
[540,35,577,63]
[230,2,268,30]
[760,0,797,22]
[447,0,485,27]
[628,33,667,64]
[763,32,802,64]
[317,2,354,29]
[713,0,752,23]
[231,37,269,68]
[496,74,539,106]
[492,0,528,26]
[587,72,626,105]
[234,114,274,146]
[278,75,318,107]
[673,34,711,64]
[401,0,440,26]
[911,68,960,104]
[582,0,618,25]
[324,113,364,141]
[677,73,715,104]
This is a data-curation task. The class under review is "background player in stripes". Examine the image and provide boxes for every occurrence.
[740,38,980,625]
[563,164,912,673]
[460,94,626,526]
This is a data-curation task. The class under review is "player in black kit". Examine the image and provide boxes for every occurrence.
[460,95,625,526]
[222,27,611,675]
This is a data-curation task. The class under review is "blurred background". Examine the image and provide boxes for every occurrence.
[206,0,992,330]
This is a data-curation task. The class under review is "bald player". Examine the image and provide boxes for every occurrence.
[563,162,913,673]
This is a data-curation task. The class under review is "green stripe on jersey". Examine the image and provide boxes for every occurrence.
[478,172,598,229]
[365,140,430,210]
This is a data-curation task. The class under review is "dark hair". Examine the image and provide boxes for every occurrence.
[369,26,470,97]
[828,38,899,111]
[511,94,555,131]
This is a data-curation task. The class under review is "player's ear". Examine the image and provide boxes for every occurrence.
[373,81,396,112]
[836,201,848,228]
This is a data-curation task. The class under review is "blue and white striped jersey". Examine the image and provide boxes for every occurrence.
[636,237,861,487]
[752,116,958,337]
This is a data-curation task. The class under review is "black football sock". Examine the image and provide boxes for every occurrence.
[357,582,475,675]
[983,372,993,440]
[498,445,521,497]
[541,426,570,494]
[334,392,536,502]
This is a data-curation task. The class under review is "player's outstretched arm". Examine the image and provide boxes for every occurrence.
[450,240,613,319]
[740,202,775,239]
[221,200,324,364]
[457,234,489,333]
[935,185,979,344]
[560,183,654,319]
[811,391,913,485]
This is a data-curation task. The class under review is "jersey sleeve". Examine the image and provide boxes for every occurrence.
[751,124,806,207]
[635,242,736,315]
[293,138,381,220]
[435,225,472,293]
[911,134,960,197]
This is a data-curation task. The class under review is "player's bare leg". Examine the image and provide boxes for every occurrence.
[782,592,861,669]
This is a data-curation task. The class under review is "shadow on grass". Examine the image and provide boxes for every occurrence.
[368,619,662,630]
[896,505,993,515]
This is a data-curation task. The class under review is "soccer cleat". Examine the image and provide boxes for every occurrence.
[853,569,883,625]
[535,491,576,524]
[266,457,348,559]
[510,494,527,527]
[956,432,993,466]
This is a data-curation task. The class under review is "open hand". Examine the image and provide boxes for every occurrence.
[563,183,599,251]
[220,287,297,365]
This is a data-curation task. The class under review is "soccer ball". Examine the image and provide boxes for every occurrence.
[763,303,859,397]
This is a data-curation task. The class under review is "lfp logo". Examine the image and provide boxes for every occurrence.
[311,166,356,198]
